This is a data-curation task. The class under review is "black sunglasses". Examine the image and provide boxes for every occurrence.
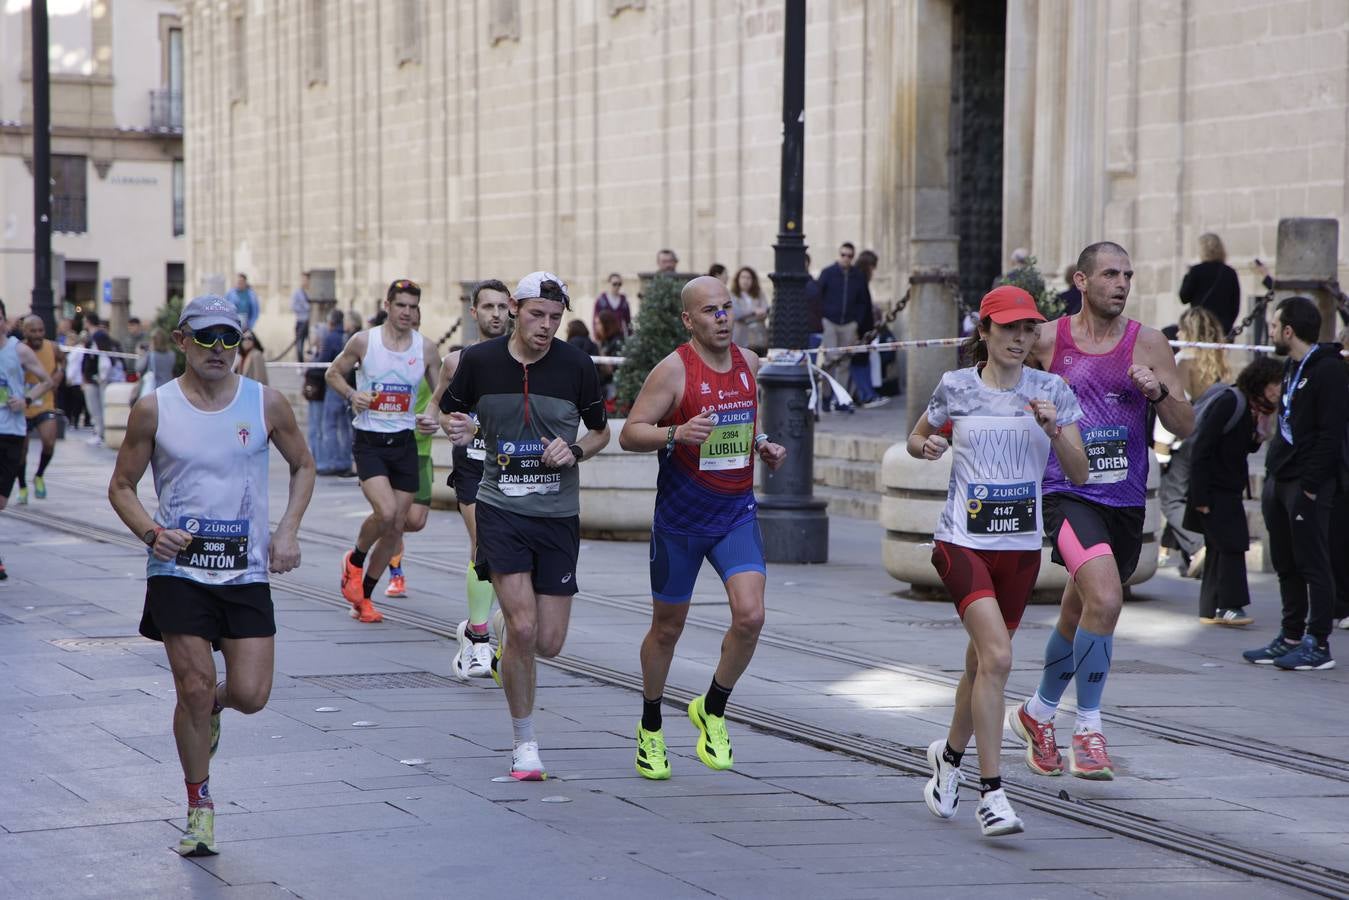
[189,327,243,350]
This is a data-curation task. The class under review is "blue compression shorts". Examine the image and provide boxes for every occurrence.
[649,518,766,603]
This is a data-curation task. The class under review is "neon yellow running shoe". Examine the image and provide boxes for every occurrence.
[490,608,505,687]
[209,709,221,759]
[635,723,671,780]
[177,806,218,857]
[687,695,733,771]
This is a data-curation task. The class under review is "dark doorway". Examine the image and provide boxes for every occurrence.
[950,0,1006,315]
[167,262,185,304]
[63,259,99,321]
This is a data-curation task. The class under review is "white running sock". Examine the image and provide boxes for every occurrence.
[511,716,535,746]
[1074,707,1102,734]
[1026,692,1057,724]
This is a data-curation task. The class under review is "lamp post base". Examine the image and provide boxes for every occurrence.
[757,358,829,564]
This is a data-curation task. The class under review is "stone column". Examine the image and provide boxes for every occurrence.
[903,239,960,430]
[1001,0,1037,263]
[108,278,131,348]
[307,268,337,336]
[459,279,480,343]
[1274,219,1340,341]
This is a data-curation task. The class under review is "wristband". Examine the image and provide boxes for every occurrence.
[1050,424,1062,440]
[665,424,676,452]
[754,433,769,448]
[568,443,584,463]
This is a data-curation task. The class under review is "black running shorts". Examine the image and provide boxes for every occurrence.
[140,575,275,651]
[1042,492,1145,582]
[0,434,24,498]
[474,501,580,596]
[353,428,420,494]
[449,445,483,505]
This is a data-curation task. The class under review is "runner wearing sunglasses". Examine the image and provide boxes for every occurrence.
[326,280,442,623]
[108,294,316,857]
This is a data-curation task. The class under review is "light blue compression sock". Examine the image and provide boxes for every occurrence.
[1072,626,1114,722]
[1032,628,1077,714]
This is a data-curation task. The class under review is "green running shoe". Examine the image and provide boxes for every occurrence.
[687,695,733,771]
[16,487,26,506]
[33,476,45,499]
[177,806,218,857]
[635,723,671,780]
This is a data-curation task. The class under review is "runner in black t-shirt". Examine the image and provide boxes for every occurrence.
[440,272,609,781]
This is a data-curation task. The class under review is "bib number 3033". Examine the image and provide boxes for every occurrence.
[965,482,1036,535]
[1083,425,1129,484]
[176,517,249,571]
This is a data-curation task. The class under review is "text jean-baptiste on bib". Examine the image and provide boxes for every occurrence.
[370,381,413,415]
[700,408,754,471]
[1082,425,1129,484]
[496,438,560,496]
[175,516,250,571]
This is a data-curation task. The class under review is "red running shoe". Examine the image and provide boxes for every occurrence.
[350,598,384,624]
[1008,701,1063,776]
[1069,731,1115,780]
[340,551,363,608]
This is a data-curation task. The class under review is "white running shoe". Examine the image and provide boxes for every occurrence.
[923,739,960,819]
[976,788,1025,837]
[452,620,474,681]
[510,740,546,781]
[467,641,494,678]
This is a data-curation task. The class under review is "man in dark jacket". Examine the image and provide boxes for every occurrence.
[816,242,874,411]
[1244,296,1348,670]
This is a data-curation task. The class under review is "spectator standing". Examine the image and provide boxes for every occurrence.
[565,320,599,357]
[318,309,354,475]
[656,248,679,275]
[595,310,624,402]
[817,242,875,411]
[234,330,269,384]
[708,263,728,285]
[126,317,150,355]
[139,328,176,395]
[1157,307,1230,575]
[1058,263,1083,316]
[58,317,88,427]
[1179,233,1241,334]
[227,273,260,332]
[1185,356,1284,626]
[849,250,888,409]
[730,266,769,356]
[292,272,311,361]
[593,273,632,338]
[1243,297,1348,670]
[80,312,113,445]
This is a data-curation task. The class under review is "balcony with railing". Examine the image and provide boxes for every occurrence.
[150,89,183,133]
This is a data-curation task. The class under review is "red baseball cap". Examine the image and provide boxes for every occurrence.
[979,285,1045,324]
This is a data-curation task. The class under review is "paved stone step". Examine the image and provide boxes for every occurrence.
[813,431,895,464]
[814,484,879,521]
[813,458,881,493]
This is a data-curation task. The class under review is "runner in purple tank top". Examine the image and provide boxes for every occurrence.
[1007,242,1194,781]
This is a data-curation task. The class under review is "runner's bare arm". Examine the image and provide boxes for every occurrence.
[16,343,53,403]
[1131,328,1195,439]
[906,413,949,460]
[107,396,191,561]
[422,335,442,390]
[1025,318,1059,371]
[264,386,316,573]
[324,331,370,411]
[618,352,691,452]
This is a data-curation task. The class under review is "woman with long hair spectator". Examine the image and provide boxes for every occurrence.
[1185,356,1285,625]
[730,266,769,356]
[594,273,632,338]
[233,330,269,384]
[1179,232,1241,334]
[1176,307,1229,400]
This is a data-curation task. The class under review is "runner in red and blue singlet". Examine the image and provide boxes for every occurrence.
[620,275,787,781]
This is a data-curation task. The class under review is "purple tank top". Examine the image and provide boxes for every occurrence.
[1042,317,1148,507]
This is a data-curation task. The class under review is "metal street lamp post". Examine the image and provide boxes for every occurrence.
[758,0,828,564]
[31,0,55,336]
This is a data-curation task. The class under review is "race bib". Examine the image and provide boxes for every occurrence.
[495,438,560,496]
[175,516,249,572]
[1083,425,1129,484]
[699,409,754,471]
[965,481,1036,535]
[0,379,10,404]
[468,415,487,461]
[370,381,413,415]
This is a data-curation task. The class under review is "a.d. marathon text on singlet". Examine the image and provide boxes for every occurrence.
[655,343,760,536]
[926,366,1083,551]
[1041,316,1149,507]
[146,378,271,585]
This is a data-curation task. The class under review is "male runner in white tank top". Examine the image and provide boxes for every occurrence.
[325,280,442,623]
[108,295,315,857]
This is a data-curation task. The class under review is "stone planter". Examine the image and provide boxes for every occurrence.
[577,418,658,540]
[102,382,140,450]
[880,441,1160,596]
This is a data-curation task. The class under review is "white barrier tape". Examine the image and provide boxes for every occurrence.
[63,346,142,361]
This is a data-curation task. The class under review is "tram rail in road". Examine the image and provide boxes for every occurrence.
[12,504,1349,898]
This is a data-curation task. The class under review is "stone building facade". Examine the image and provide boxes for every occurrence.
[0,0,185,325]
[179,0,1349,354]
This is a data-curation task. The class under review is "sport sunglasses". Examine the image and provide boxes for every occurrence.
[189,327,243,350]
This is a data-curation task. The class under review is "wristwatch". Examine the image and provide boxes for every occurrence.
[1148,383,1170,404]
[142,526,162,547]
[568,443,584,463]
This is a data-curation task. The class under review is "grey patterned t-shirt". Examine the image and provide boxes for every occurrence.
[926,366,1083,550]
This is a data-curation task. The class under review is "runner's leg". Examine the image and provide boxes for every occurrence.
[955,599,1014,780]
[365,488,414,581]
[493,572,541,718]
[216,636,275,715]
[162,633,218,783]
[711,570,766,690]
[641,601,690,701]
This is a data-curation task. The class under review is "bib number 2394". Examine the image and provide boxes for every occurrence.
[176,517,249,572]
[965,482,1035,535]
[1083,425,1128,484]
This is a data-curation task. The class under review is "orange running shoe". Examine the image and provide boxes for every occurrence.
[340,551,363,608]
[351,598,384,624]
[1007,702,1063,776]
[385,573,407,598]
[1069,731,1115,780]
